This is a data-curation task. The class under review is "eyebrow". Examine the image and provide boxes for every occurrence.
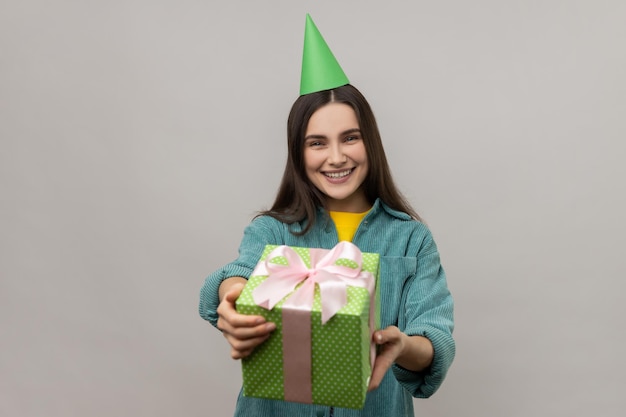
[304,128,361,141]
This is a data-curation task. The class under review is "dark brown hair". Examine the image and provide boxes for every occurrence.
[260,84,420,234]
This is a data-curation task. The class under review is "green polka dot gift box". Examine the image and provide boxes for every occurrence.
[235,242,380,410]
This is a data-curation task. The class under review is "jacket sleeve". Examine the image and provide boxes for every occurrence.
[392,227,455,398]
[198,216,282,328]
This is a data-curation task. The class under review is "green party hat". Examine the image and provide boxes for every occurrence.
[300,14,350,95]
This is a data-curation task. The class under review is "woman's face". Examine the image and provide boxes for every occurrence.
[303,102,369,212]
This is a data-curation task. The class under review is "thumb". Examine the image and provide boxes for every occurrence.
[224,282,245,303]
[373,328,393,345]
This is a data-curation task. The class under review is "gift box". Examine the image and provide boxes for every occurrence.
[235,242,380,409]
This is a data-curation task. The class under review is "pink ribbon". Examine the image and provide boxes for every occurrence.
[251,242,376,404]
[252,241,375,324]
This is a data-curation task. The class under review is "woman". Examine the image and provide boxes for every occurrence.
[199,83,455,417]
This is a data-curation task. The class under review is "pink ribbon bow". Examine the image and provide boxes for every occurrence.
[252,241,374,324]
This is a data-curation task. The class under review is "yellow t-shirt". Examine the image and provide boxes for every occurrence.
[328,210,370,242]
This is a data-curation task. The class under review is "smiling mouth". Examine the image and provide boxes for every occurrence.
[323,168,354,179]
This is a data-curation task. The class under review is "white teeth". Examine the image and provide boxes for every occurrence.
[325,169,352,178]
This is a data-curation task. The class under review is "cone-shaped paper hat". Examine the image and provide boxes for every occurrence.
[300,14,350,95]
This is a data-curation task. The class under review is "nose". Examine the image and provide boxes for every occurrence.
[327,142,347,166]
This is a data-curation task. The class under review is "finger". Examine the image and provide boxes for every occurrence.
[217,292,273,329]
[368,326,404,391]
[231,348,252,360]
[217,290,270,330]
[368,346,395,391]
[227,333,273,359]
[231,345,258,360]
[217,307,270,331]
[219,319,276,340]
[373,326,401,345]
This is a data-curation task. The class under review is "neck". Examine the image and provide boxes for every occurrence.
[325,194,370,213]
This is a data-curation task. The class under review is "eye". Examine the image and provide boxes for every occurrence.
[345,135,360,143]
[307,140,324,148]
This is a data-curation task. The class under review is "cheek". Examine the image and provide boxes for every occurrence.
[304,151,322,171]
[350,144,368,164]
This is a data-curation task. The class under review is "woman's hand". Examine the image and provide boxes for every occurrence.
[368,326,434,391]
[216,278,276,359]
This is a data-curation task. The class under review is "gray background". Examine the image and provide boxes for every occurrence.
[2,1,625,416]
